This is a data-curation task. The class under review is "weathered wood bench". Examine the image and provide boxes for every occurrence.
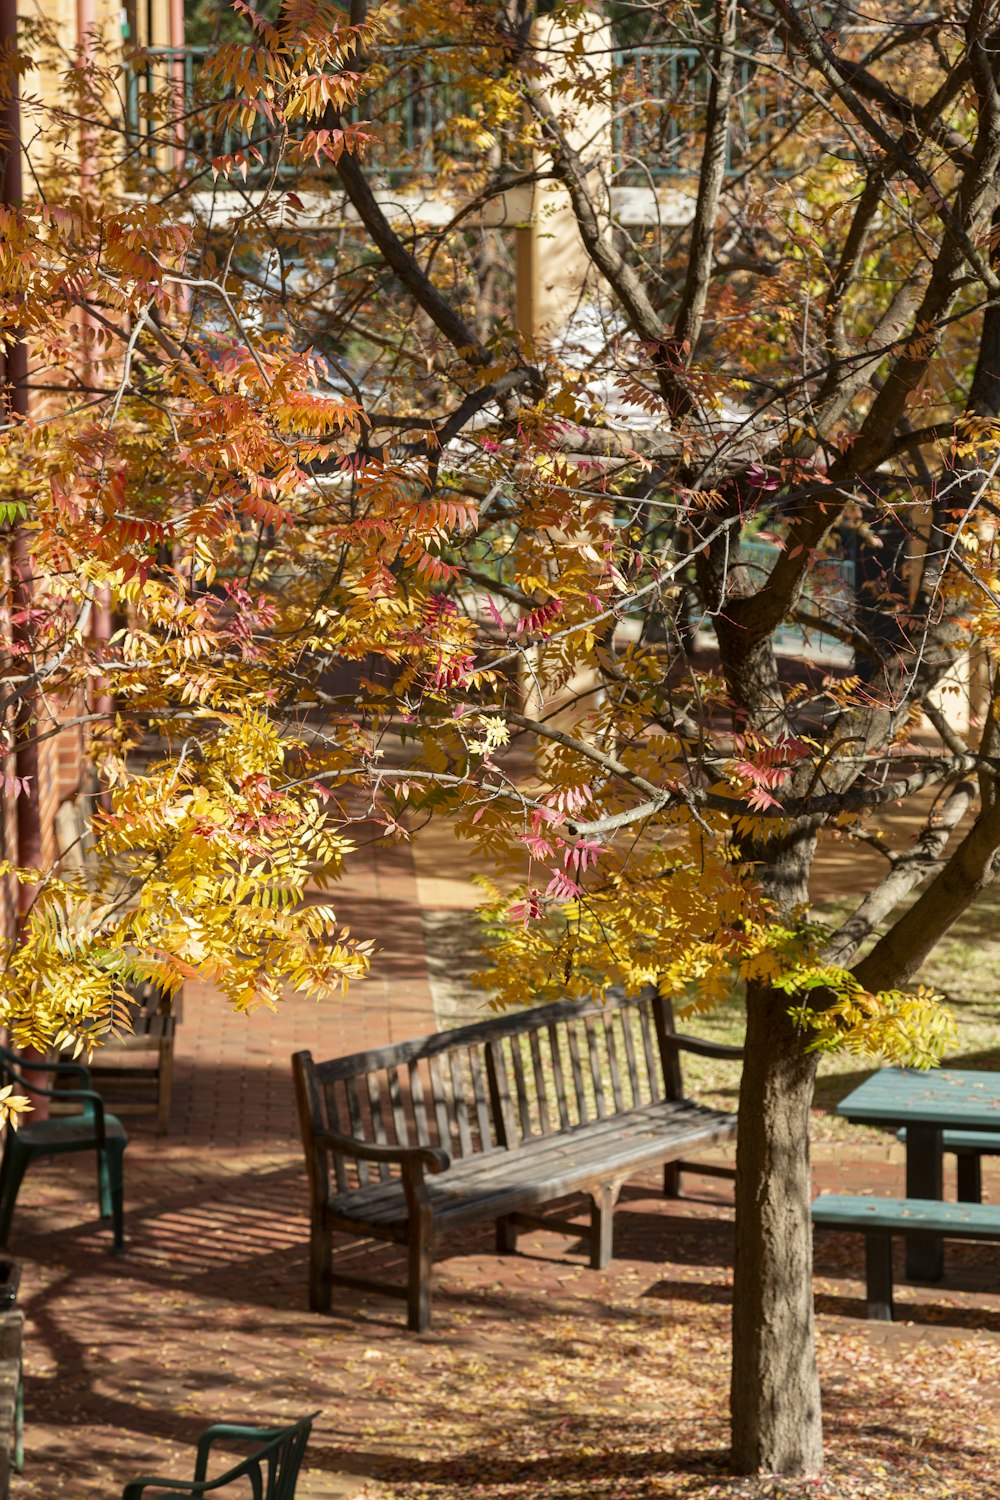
[812,1192,1000,1320]
[293,987,743,1331]
[86,981,181,1136]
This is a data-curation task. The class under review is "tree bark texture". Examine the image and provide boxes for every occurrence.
[730,980,822,1475]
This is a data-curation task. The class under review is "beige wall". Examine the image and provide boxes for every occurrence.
[18,0,125,180]
[516,12,613,346]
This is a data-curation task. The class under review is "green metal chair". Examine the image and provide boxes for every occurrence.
[0,1044,127,1251]
[121,1413,318,1498]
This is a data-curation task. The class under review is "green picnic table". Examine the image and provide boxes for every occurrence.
[836,1067,1000,1280]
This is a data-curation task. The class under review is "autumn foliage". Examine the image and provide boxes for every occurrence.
[7,0,1000,1469]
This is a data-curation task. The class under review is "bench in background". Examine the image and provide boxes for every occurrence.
[293,987,743,1331]
[86,981,181,1136]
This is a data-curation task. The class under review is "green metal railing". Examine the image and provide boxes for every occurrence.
[121,44,787,185]
[611,47,783,183]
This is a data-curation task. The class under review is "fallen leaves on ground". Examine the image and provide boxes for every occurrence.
[12,1177,1000,1500]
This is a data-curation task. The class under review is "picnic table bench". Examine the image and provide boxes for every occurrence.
[898,1128,1000,1203]
[835,1065,1000,1278]
[812,1193,1000,1320]
[293,987,743,1331]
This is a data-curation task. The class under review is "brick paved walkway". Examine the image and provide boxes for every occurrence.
[6,831,1000,1496]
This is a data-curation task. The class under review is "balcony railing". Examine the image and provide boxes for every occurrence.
[612,48,785,183]
[121,44,789,187]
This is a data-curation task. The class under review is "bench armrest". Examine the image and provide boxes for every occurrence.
[663,1033,745,1061]
[314,1127,451,1174]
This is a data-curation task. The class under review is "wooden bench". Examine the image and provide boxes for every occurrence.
[293,987,743,1331]
[812,1192,1000,1320]
[77,981,181,1136]
[54,797,181,1135]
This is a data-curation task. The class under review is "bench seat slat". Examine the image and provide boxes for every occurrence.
[567,1022,589,1124]
[528,1031,551,1136]
[638,1003,663,1101]
[468,1047,493,1151]
[427,1055,452,1150]
[547,1023,571,1130]
[509,1038,534,1141]
[408,1061,431,1147]
[448,1051,473,1157]
[898,1128,1000,1153]
[812,1192,1000,1238]
[328,1101,737,1231]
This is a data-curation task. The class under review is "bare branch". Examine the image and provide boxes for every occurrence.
[672,0,738,358]
[824,780,974,967]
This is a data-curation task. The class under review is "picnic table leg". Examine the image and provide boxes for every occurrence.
[904,1122,944,1281]
[864,1231,894,1321]
[956,1151,982,1204]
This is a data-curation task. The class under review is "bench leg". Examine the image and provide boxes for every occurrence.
[308,1220,333,1313]
[589,1183,621,1271]
[865,1232,894,1321]
[407,1216,434,1333]
[495,1215,518,1254]
[663,1162,682,1199]
[156,1038,173,1136]
[956,1152,982,1204]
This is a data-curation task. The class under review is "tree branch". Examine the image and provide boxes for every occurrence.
[823,779,974,967]
[672,0,738,358]
[853,786,1000,990]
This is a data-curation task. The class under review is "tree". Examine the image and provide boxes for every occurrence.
[3,0,1000,1479]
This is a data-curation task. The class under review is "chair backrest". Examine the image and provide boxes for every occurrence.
[0,1044,50,1095]
[0,1046,23,1093]
[121,978,182,1034]
[294,988,681,1192]
[231,1415,313,1500]
[122,1413,316,1499]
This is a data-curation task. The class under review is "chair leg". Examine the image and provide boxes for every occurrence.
[407,1215,434,1333]
[864,1232,894,1321]
[308,1221,333,1313]
[106,1144,126,1252]
[98,1148,111,1220]
[589,1183,621,1270]
[956,1152,982,1204]
[0,1145,13,1247]
[495,1215,518,1254]
[0,1146,29,1250]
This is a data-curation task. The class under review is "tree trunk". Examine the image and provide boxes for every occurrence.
[729,980,822,1475]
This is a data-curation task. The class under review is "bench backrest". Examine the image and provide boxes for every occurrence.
[294,988,685,1193]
